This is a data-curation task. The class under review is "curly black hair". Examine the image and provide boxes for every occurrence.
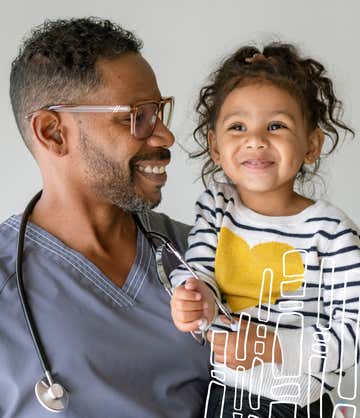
[192,42,354,188]
[10,17,143,151]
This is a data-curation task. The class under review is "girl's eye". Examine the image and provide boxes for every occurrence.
[229,123,246,132]
[268,122,286,131]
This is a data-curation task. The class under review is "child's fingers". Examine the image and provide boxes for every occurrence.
[173,318,206,333]
[184,277,199,290]
[219,314,238,325]
[173,285,202,302]
[172,308,205,324]
[171,298,207,312]
[206,330,228,346]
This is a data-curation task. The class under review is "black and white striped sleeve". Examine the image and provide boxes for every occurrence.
[170,188,222,299]
[278,218,360,375]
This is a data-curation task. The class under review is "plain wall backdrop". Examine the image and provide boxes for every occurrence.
[1,0,359,412]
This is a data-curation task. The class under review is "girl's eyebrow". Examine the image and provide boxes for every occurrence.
[221,109,249,124]
[221,109,297,124]
[268,110,296,123]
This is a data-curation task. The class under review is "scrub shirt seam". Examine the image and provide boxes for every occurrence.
[5,218,132,305]
[25,227,132,305]
[133,211,159,299]
[4,221,134,307]
[124,211,151,296]
[142,211,151,230]
[0,272,16,295]
[125,231,145,296]
[131,237,148,296]
[130,211,152,298]
[133,248,152,300]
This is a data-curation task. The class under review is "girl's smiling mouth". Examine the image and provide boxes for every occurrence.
[241,159,275,169]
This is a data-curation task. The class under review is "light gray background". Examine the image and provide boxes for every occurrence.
[1,0,359,413]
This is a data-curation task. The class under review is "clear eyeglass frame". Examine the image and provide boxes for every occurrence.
[25,96,174,140]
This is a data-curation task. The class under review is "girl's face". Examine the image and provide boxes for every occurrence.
[209,82,324,198]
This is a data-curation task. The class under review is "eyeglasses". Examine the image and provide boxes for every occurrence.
[26,97,174,140]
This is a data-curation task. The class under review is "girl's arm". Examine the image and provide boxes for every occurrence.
[277,218,360,376]
[170,187,224,331]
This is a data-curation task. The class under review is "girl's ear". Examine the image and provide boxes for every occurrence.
[304,128,325,164]
[208,130,220,165]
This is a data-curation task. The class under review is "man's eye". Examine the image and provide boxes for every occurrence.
[136,111,145,123]
[229,123,246,132]
[268,122,285,131]
[115,116,131,124]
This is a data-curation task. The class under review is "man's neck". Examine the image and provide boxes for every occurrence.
[29,188,136,258]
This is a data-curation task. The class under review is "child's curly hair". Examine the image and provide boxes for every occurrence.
[192,42,354,187]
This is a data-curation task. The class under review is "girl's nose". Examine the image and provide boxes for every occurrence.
[244,133,268,149]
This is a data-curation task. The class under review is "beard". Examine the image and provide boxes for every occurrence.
[77,132,170,212]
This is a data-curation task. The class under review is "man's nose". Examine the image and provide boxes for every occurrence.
[146,117,175,148]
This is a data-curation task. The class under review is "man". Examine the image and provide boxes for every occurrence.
[0,17,210,417]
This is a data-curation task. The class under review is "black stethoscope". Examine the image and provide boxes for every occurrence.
[16,191,234,413]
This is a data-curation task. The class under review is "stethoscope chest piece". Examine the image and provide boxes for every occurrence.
[35,377,69,413]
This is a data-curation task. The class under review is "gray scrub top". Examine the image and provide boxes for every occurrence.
[0,211,210,418]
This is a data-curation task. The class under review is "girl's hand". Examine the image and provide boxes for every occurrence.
[170,278,216,332]
[207,315,282,370]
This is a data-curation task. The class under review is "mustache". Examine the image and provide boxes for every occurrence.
[131,148,171,165]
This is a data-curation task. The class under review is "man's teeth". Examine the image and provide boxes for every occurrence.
[138,165,166,174]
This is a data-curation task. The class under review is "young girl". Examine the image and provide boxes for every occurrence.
[170,43,360,418]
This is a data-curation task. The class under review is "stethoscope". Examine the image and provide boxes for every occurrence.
[16,190,234,413]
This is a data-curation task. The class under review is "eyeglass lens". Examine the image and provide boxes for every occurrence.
[134,101,171,139]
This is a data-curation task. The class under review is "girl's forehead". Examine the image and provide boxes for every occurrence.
[220,82,302,115]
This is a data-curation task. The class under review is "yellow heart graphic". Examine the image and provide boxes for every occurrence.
[215,227,304,312]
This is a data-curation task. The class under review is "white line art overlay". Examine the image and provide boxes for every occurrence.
[204,249,360,418]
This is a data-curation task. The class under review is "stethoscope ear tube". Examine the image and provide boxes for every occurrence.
[16,190,68,413]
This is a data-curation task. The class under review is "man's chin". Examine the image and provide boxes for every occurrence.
[132,182,163,209]
[141,191,162,210]
[116,191,162,213]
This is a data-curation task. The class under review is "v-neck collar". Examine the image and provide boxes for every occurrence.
[6,214,153,308]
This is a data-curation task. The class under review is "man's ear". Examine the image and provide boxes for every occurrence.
[30,111,68,156]
[304,128,325,164]
[208,130,220,165]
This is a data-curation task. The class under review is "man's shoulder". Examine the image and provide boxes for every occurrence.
[139,210,191,254]
[0,216,18,292]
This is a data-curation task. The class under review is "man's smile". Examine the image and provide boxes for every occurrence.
[134,160,170,184]
[135,160,169,174]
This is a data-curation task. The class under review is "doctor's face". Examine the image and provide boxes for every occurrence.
[73,53,174,211]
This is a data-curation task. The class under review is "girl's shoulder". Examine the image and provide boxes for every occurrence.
[200,181,238,206]
[315,200,359,231]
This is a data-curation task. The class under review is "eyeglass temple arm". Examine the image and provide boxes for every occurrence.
[47,105,131,113]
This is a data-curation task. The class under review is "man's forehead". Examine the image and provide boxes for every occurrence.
[95,53,161,103]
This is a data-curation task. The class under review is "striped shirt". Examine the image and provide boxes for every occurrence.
[171,182,360,407]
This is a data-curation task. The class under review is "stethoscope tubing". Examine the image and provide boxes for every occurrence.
[15,193,234,413]
[16,190,53,379]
